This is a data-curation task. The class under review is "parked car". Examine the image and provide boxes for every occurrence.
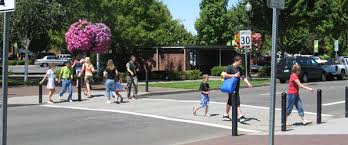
[322,57,348,80]
[34,55,69,67]
[277,56,327,83]
[36,52,56,59]
[57,54,72,60]
[299,55,327,64]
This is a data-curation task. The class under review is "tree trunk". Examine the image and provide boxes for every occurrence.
[23,38,30,83]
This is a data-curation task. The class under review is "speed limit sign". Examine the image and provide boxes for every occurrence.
[240,30,252,48]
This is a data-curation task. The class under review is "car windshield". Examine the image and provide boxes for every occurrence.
[327,59,340,65]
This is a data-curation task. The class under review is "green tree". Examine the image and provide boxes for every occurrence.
[11,0,77,82]
[195,0,228,45]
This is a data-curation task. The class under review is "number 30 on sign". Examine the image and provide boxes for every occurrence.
[240,30,252,48]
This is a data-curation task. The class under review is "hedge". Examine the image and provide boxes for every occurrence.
[211,66,227,76]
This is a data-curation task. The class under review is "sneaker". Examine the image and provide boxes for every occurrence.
[106,100,111,104]
[68,99,73,102]
[47,100,54,104]
[238,116,247,122]
[223,114,231,121]
[303,120,312,125]
[59,96,64,101]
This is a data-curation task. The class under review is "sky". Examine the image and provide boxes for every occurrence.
[162,0,239,35]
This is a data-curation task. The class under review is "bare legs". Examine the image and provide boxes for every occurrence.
[48,89,55,103]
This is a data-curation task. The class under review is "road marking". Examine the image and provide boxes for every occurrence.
[141,98,333,117]
[259,92,283,96]
[42,105,261,133]
[323,101,345,106]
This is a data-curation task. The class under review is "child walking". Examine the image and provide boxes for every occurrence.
[287,64,314,125]
[112,77,125,103]
[39,64,56,104]
[58,61,74,102]
[193,74,210,116]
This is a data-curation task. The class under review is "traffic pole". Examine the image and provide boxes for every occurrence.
[268,8,279,145]
[317,89,322,124]
[231,93,238,136]
[78,77,81,101]
[345,86,348,118]
[1,12,10,145]
[145,70,149,92]
[39,84,43,104]
[281,92,287,131]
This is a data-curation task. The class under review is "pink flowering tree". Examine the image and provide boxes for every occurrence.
[65,19,112,54]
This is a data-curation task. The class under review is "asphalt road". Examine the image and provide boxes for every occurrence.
[8,106,228,145]
[5,80,348,145]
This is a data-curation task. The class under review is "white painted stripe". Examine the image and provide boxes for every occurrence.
[141,98,333,117]
[323,101,345,106]
[42,105,261,133]
[259,92,282,96]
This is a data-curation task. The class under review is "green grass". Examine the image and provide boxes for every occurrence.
[148,79,270,90]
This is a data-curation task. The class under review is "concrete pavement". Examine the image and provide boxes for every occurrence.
[4,79,348,145]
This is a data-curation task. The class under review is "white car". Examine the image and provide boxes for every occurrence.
[322,57,348,80]
[34,55,69,67]
[57,54,72,60]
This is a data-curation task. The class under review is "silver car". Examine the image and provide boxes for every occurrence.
[34,55,69,67]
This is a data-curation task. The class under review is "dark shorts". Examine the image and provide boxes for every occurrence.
[227,93,240,107]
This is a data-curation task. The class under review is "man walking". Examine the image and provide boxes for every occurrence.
[126,55,138,99]
[58,61,74,102]
[222,55,252,122]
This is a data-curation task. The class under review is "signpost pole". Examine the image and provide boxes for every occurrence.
[268,7,279,145]
[1,12,10,145]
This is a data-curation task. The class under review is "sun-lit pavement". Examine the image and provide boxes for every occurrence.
[4,80,348,145]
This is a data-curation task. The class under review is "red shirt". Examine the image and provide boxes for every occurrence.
[288,73,299,96]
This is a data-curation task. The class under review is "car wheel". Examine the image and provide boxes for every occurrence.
[279,79,286,83]
[321,73,326,81]
[42,63,48,67]
[302,73,309,83]
[338,70,345,80]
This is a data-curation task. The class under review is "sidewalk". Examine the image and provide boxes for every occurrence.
[4,84,181,97]
[183,118,348,145]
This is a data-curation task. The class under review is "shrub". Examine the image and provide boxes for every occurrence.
[166,71,185,80]
[319,54,330,60]
[8,60,17,65]
[211,66,227,76]
[16,60,25,65]
[258,66,271,77]
[184,70,202,80]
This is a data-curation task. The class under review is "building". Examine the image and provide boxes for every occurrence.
[136,45,239,74]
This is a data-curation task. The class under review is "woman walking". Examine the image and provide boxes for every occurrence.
[104,59,118,104]
[80,57,96,98]
[287,64,314,125]
[39,64,57,104]
[73,58,84,88]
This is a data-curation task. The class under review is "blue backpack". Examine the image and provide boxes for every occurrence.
[220,77,240,93]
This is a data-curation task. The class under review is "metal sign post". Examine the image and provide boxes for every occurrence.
[1,12,10,145]
[0,1,15,145]
[268,0,284,145]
